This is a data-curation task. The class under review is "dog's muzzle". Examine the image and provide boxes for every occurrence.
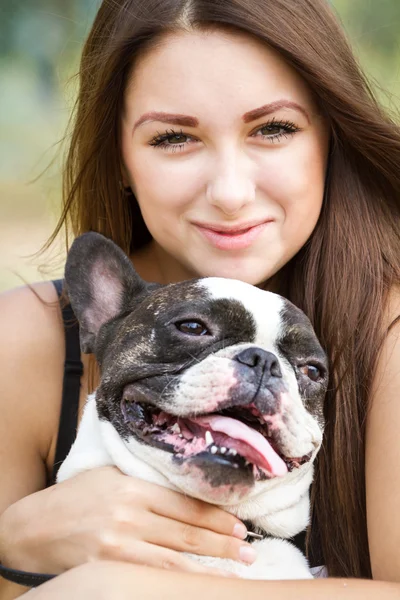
[121,394,313,482]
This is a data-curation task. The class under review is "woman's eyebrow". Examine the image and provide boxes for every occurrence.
[242,100,310,124]
[132,99,310,133]
[132,113,198,133]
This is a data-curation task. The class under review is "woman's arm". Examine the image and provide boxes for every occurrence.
[24,561,400,600]
[366,286,400,581]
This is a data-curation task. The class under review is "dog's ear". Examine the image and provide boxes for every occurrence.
[65,232,149,353]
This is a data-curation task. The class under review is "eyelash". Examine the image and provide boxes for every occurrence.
[148,118,300,152]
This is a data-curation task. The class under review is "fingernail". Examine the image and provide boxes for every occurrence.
[233,522,248,539]
[239,545,257,564]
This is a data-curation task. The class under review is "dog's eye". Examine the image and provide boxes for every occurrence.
[300,365,322,382]
[176,321,209,336]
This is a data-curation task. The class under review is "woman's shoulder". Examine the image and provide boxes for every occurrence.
[0,279,63,332]
[0,281,66,478]
[0,280,65,382]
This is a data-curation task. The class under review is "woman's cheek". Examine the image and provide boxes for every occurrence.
[136,169,202,218]
[133,150,206,205]
[260,144,325,215]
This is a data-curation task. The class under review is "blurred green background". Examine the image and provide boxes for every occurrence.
[1,0,399,292]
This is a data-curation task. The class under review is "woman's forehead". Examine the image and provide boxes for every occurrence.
[123,29,319,123]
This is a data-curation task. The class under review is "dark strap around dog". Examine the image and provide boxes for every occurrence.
[243,520,307,558]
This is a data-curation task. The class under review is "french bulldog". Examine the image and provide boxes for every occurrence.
[57,232,328,579]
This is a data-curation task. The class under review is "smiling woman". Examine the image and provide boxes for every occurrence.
[120,30,328,284]
[1,0,400,598]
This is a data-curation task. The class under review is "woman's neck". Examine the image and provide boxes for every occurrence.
[131,241,196,285]
[130,240,286,294]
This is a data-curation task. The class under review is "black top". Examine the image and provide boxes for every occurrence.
[50,278,309,559]
[50,279,83,485]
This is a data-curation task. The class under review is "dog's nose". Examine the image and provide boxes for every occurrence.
[235,347,282,378]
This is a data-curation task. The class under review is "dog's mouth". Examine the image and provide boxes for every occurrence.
[121,399,312,480]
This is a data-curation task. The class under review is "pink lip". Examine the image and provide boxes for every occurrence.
[193,220,273,251]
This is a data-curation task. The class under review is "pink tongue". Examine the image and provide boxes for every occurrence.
[192,415,287,477]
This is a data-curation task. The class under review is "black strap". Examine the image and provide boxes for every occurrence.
[51,279,83,483]
[0,563,55,587]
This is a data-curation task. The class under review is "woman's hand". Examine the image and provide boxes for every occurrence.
[0,466,255,577]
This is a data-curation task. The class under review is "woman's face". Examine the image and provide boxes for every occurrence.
[121,29,329,285]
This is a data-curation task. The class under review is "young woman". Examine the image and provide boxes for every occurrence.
[1,0,400,598]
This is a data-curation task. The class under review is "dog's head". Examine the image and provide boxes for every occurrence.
[65,232,328,506]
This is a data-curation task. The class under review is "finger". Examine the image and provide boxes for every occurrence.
[102,539,238,577]
[138,513,256,564]
[143,484,247,539]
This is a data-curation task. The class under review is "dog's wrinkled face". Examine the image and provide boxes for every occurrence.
[66,233,328,505]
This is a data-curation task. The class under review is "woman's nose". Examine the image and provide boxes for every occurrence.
[206,151,256,215]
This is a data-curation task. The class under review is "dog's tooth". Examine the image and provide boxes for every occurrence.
[170,423,181,434]
[210,445,218,454]
[205,431,214,446]
[220,447,227,454]
[178,434,183,438]
[228,449,237,456]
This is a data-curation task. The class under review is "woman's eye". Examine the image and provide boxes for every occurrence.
[176,321,209,336]
[165,133,187,144]
[299,365,322,382]
[253,119,300,142]
[149,129,195,152]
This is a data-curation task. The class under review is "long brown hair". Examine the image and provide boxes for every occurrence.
[51,0,400,578]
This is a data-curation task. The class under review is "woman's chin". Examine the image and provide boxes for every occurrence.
[148,240,283,287]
